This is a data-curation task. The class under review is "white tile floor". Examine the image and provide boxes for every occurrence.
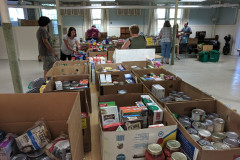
[0,54,240,112]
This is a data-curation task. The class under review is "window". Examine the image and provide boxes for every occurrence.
[156,9,166,33]
[8,8,24,21]
[41,7,58,35]
[91,4,102,31]
[169,9,182,27]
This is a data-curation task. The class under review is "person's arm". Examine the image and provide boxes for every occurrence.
[63,39,75,52]
[188,27,192,35]
[121,39,131,49]
[42,38,57,57]
[98,32,101,39]
[159,29,163,39]
[75,40,81,48]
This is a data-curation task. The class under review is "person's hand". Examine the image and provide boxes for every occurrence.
[53,52,58,58]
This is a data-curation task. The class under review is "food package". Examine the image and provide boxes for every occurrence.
[15,119,52,153]
[79,79,89,86]
[103,122,124,131]
[122,115,144,130]
[100,106,119,126]
[98,101,116,108]
[119,106,142,122]
[0,133,18,160]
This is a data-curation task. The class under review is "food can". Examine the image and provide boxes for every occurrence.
[70,81,79,87]
[198,129,211,140]
[171,152,187,160]
[211,132,226,142]
[166,140,181,151]
[190,134,201,142]
[11,154,27,160]
[192,109,205,122]
[177,92,184,96]
[192,121,206,131]
[170,90,177,95]
[178,116,190,121]
[118,90,127,94]
[202,145,215,150]
[187,128,198,135]
[198,139,211,146]
[203,119,214,133]
[183,96,192,101]
[213,142,230,150]
[223,138,240,148]
[226,132,239,139]
[179,119,191,129]
[207,113,220,120]
[213,118,225,132]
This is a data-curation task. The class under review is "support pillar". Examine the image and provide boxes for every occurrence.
[171,0,179,65]
[0,0,23,93]
[56,0,63,46]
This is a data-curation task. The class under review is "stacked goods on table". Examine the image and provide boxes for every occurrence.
[0,93,84,160]
[98,93,182,160]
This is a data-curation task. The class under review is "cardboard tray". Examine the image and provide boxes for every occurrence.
[43,75,92,114]
[99,71,142,95]
[53,60,88,67]
[0,93,84,160]
[122,60,154,71]
[165,99,240,160]
[143,79,213,106]
[98,93,178,160]
[88,51,108,58]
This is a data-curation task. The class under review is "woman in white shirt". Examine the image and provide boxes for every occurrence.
[60,27,80,60]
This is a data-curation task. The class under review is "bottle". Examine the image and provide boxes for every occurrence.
[145,144,165,160]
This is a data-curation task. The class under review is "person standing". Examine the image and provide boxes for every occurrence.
[180,22,192,54]
[159,21,173,64]
[121,24,146,49]
[36,16,57,80]
[60,27,80,60]
[86,25,101,42]
[176,24,180,60]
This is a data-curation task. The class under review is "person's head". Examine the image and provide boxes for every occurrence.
[215,35,219,41]
[163,21,171,27]
[38,16,50,27]
[92,25,96,28]
[67,27,77,37]
[184,22,188,27]
[129,24,139,35]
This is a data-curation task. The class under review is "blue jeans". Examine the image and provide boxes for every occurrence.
[161,42,172,58]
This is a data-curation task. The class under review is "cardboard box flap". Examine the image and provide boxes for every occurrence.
[102,83,143,95]
[133,68,176,78]
[53,60,88,67]
[122,61,153,71]
[95,63,124,72]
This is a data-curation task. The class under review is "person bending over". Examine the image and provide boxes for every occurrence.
[86,25,101,42]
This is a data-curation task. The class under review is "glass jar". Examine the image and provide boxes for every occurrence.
[145,144,165,160]
[163,140,181,160]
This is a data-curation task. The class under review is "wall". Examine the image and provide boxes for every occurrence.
[0,27,8,59]
[63,15,84,26]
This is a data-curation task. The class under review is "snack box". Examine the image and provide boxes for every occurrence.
[100,106,119,126]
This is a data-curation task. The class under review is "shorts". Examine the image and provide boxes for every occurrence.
[41,55,56,71]
[175,38,180,46]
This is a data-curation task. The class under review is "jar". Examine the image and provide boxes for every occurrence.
[192,121,206,131]
[145,144,165,160]
[163,140,181,159]
[211,132,226,142]
[171,152,187,160]
[213,118,225,132]
[192,109,205,122]
[187,128,198,135]
[198,139,211,146]
[198,129,211,140]
[203,119,214,133]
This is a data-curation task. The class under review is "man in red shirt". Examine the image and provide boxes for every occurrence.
[86,25,101,42]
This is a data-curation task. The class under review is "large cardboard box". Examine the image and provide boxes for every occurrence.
[203,45,213,51]
[99,93,178,160]
[165,100,240,160]
[88,51,108,58]
[122,61,154,71]
[95,63,127,91]
[43,75,92,113]
[53,60,88,67]
[46,66,89,79]
[143,79,213,106]
[99,71,143,95]
[0,93,84,160]
[107,51,115,61]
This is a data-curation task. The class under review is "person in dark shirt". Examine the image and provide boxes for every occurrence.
[86,25,101,42]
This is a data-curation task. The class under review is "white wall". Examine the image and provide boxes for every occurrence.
[62,26,84,41]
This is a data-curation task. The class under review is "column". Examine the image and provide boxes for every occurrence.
[171,0,179,65]
[56,0,63,46]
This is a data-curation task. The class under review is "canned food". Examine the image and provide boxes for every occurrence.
[183,96,192,101]
[171,94,178,97]
[62,81,70,87]
[213,118,225,132]
[70,81,79,87]
[11,154,27,160]
[175,97,184,101]
[179,119,191,129]
[202,145,215,150]
[226,132,239,139]
[166,140,181,151]
[198,139,211,146]
[171,152,187,160]
[170,90,177,95]
[192,121,206,131]
[211,132,226,142]
[223,138,240,148]
[118,90,127,94]
[203,119,214,133]
[178,116,190,121]
[192,109,205,122]
[177,92,184,96]
[206,113,219,120]
[187,128,198,135]
[190,134,201,141]
[198,129,211,140]
[213,142,230,150]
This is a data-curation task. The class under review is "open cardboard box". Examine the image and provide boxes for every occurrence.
[46,66,89,80]
[165,99,240,160]
[122,61,154,72]
[0,93,84,160]
[107,51,115,61]
[43,75,92,114]
[88,51,108,58]
[99,71,143,95]
[98,93,177,160]
[143,79,213,106]
[53,60,88,67]
[132,68,177,82]
[95,63,128,91]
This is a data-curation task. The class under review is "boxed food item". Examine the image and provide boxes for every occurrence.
[120,106,142,121]
[100,106,119,126]
[99,101,116,108]
[136,101,148,128]
[152,84,165,100]
[122,115,144,130]
[0,134,18,160]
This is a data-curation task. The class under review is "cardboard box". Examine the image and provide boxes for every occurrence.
[122,61,154,71]
[143,79,213,106]
[53,60,88,67]
[165,99,240,160]
[88,51,108,58]
[44,75,92,113]
[98,93,178,160]
[203,45,213,52]
[95,63,127,91]
[107,51,115,61]
[99,71,143,95]
[187,38,198,45]
[46,66,89,79]
[20,20,38,26]
[0,93,84,160]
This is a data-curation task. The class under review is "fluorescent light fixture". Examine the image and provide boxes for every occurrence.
[181,0,206,2]
[90,0,115,1]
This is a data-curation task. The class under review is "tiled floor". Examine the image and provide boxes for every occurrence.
[0,54,240,113]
